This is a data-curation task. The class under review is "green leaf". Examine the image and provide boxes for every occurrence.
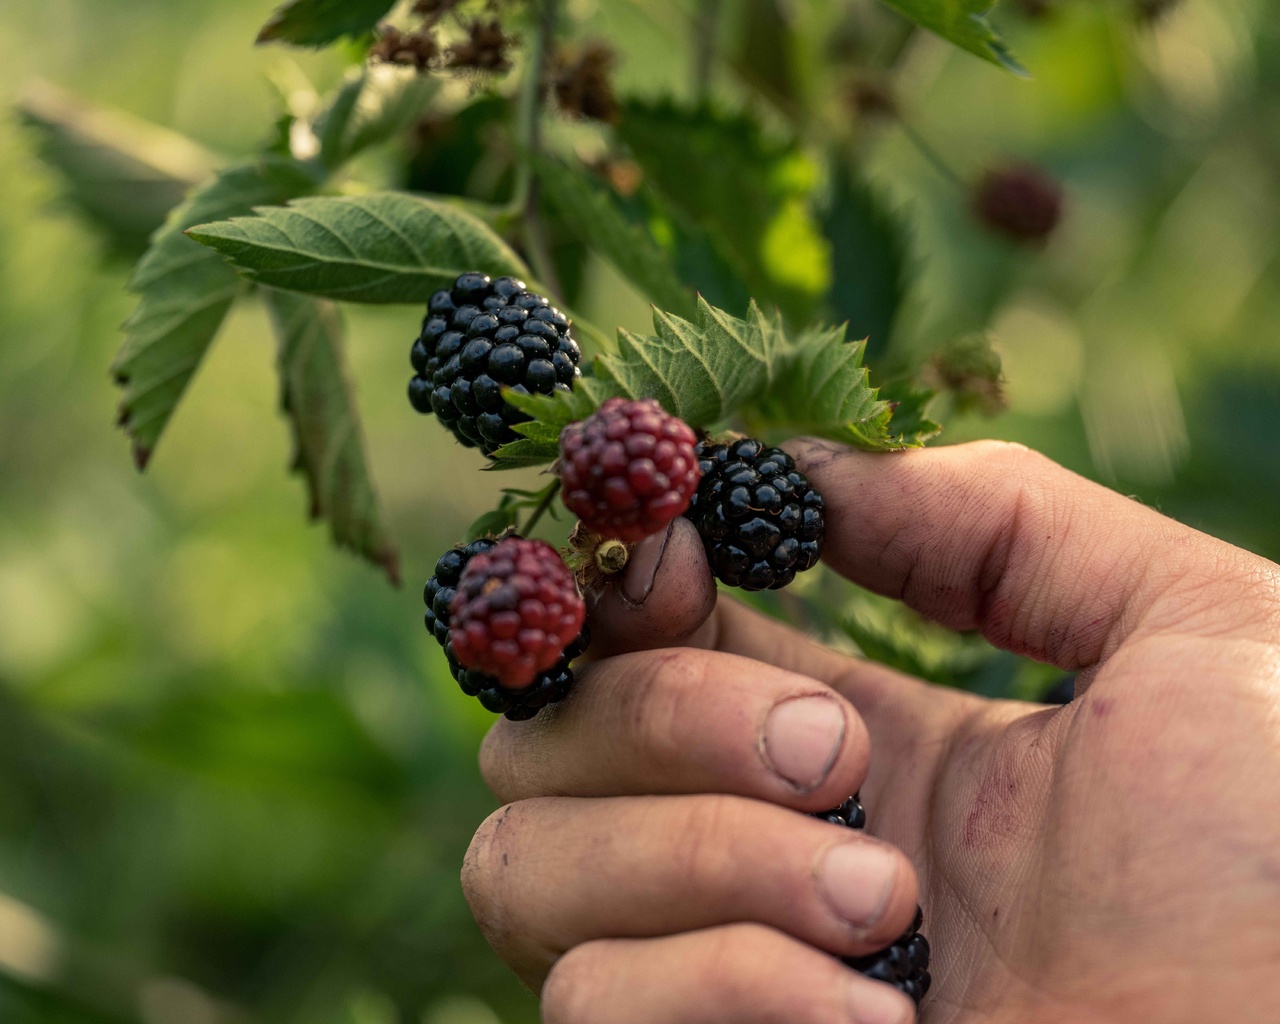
[879,377,943,446]
[262,289,399,584]
[603,298,780,427]
[114,156,318,467]
[17,80,216,258]
[614,100,821,321]
[535,156,695,317]
[256,0,394,47]
[488,379,623,468]
[314,65,438,171]
[876,0,1024,74]
[822,162,911,362]
[755,325,940,450]
[186,192,532,304]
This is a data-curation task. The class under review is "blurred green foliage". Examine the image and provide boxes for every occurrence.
[1,0,1278,1022]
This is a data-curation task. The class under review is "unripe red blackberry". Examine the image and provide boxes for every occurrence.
[409,272,583,455]
[424,539,589,719]
[684,438,825,591]
[449,537,585,689]
[971,163,1064,244]
[814,794,933,1007]
[559,397,701,543]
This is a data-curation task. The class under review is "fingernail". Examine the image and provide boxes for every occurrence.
[761,695,846,791]
[818,842,897,929]
[846,976,911,1024]
[622,522,674,605]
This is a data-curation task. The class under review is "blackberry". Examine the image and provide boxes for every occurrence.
[814,794,933,1007]
[559,397,701,543]
[683,438,825,591]
[423,538,589,720]
[409,272,582,455]
[845,907,933,1007]
[971,163,1064,245]
[450,537,586,689]
[811,793,867,830]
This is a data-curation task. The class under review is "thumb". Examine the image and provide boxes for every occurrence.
[584,517,719,659]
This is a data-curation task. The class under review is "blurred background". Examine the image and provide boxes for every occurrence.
[0,0,1277,1022]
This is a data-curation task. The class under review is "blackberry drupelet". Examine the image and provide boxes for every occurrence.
[423,538,589,720]
[409,272,582,455]
[684,438,825,591]
[813,793,933,1007]
[559,397,701,543]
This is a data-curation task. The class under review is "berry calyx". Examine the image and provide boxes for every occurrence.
[813,794,933,1006]
[409,272,582,456]
[559,397,701,543]
[449,537,586,689]
[424,538,589,719]
[684,438,825,591]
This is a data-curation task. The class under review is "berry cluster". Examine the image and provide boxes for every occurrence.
[559,397,701,543]
[424,538,589,720]
[684,439,825,591]
[813,794,933,1007]
[409,273,582,455]
[971,164,1063,244]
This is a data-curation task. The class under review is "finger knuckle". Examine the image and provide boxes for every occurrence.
[668,793,746,883]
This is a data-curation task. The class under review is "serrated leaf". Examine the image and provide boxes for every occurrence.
[535,156,695,317]
[877,0,1024,74]
[257,0,394,47]
[488,379,624,468]
[315,65,437,170]
[114,156,319,467]
[755,325,938,450]
[841,588,995,686]
[822,162,911,361]
[18,80,216,258]
[603,298,779,427]
[467,506,520,541]
[186,192,532,304]
[263,289,399,583]
[879,377,944,446]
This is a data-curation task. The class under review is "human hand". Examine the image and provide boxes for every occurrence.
[462,439,1280,1023]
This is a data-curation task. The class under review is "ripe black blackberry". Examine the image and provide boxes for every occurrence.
[811,793,867,830]
[409,272,582,455]
[813,794,933,1007]
[423,537,589,720]
[683,438,825,591]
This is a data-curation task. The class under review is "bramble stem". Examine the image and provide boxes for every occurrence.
[522,479,562,536]
[510,0,562,296]
[692,0,721,101]
[899,120,968,193]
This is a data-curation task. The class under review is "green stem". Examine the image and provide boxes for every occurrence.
[522,479,562,536]
[899,120,967,194]
[508,0,563,296]
[692,0,721,101]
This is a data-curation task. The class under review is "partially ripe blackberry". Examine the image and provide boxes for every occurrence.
[971,163,1064,244]
[409,272,582,455]
[684,438,825,591]
[813,794,933,1007]
[450,537,586,689]
[559,397,701,543]
[423,538,589,720]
